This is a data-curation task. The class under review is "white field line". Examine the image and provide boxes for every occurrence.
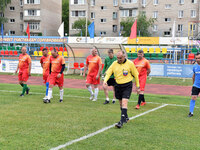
[0,90,196,108]
[50,104,168,150]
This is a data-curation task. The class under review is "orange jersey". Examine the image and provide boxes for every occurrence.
[133,58,150,76]
[40,55,50,75]
[86,55,102,76]
[18,54,31,71]
[50,55,65,73]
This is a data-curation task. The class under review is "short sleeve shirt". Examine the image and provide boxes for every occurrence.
[193,64,200,88]
[50,55,65,73]
[133,58,150,77]
[18,54,31,71]
[40,55,50,75]
[86,55,102,76]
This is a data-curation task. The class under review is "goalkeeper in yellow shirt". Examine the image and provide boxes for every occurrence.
[103,51,140,128]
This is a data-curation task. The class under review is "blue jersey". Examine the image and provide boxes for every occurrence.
[193,64,200,88]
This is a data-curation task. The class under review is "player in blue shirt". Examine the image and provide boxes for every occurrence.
[188,52,200,117]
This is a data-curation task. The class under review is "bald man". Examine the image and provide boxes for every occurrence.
[103,51,140,128]
[15,46,31,97]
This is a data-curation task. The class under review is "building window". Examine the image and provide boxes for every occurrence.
[100,19,106,23]
[24,10,40,16]
[153,0,158,5]
[20,0,23,6]
[153,11,158,18]
[178,24,183,31]
[165,18,171,22]
[192,0,197,3]
[10,31,15,35]
[10,7,15,11]
[178,10,183,18]
[153,25,158,31]
[72,11,86,17]
[191,10,196,18]
[73,0,85,4]
[121,0,137,4]
[20,12,23,20]
[142,0,146,7]
[190,24,196,31]
[0,12,4,17]
[121,10,129,17]
[164,31,170,36]
[100,31,106,36]
[25,0,40,4]
[20,24,23,32]
[91,0,95,6]
[26,22,40,30]
[113,12,117,19]
[113,25,117,32]
[113,0,118,6]
[179,0,184,4]
[10,19,15,23]
[101,6,107,10]
[165,4,171,9]
[91,12,95,19]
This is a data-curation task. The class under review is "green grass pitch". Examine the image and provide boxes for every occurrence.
[0,83,200,150]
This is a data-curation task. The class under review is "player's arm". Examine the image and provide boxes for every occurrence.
[146,61,151,76]
[130,62,140,88]
[102,59,107,75]
[28,62,31,76]
[104,63,114,83]
[147,69,151,76]
[96,62,102,80]
[83,63,88,77]
[192,73,195,84]
[15,63,19,73]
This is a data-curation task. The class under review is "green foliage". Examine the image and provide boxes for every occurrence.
[72,18,91,36]
[120,12,156,37]
[0,0,11,24]
[62,0,69,35]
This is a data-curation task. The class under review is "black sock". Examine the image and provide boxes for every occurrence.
[20,83,24,87]
[142,95,145,102]
[121,108,127,123]
[138,94,143,105]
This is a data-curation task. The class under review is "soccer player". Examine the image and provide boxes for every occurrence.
[44,48,65,103]
[103,51,140,128]
[83,47,102,101]
[102,49,117,104]
[188,52,200,117]
[15,46,31,97]
[133,50,151,109]
[40,48,50,100]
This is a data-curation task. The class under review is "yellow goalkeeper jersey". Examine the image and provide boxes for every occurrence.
[104,59,139,87]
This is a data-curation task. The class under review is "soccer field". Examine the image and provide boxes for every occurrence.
[0,83,200,150]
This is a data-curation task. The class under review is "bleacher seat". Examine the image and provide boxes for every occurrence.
[192,48,198,54]
[188,53,195,60]
[4,50,9,56]
[64,47,67,51]
[0,50,4,55]
[48,51,52,55]
[55,47,59,51]
[11,46,15,50]
[80,63,84,69]
[131,48,136,53]
[16,46,20,51]
[63,51,68,57]
[71,62,80,70]
[50,47,54,51]
[45,47,49,51]
[14,51,18,56]
[155,48,161,53]
[158,53,163,59]
[39,51,43,56]
[143,48,148,53]
[0,46,2,50]
[144,53,150,59]
[162,48,167,54]
[8,46,11,50]
[3,46,6,50]
[125,47,130,53]
[58,51,62,56]
[132,53,137,59]
[151,53,157,59]
[40,47,44,51]
[149,48,154,53]
[127,53,132,59]
[137,48,141,52]
[9,51,13,56]
[33,51,38,56]
[59,47,64,51]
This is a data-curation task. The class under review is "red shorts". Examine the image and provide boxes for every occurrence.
[139,76,147,91]
[43,73,50,84]
[49,73,64,87]
[18,70,29,82]
[86,74,100,85]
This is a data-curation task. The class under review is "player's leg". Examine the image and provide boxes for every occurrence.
[136,77,146,109]
[93,84,99,101]
[103,82,109,104]
[86,75,94,100]
[59,86,64,102]
[188,86,199,117]
[44,74,55,103]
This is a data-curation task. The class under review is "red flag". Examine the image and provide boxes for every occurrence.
[130,19,137,39]
[26,23,30,39]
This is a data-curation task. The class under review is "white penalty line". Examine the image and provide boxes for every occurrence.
[0,90,195,108]
[50,104,168,150]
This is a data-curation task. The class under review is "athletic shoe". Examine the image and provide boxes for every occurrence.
[141,102,146,106]
[59,99,63,103]
[89,94,94,100]
[125,117,129,123]
[92,98,97,101]
[43,99,50,103]
[115,121,123,128]
[135,104,140,109]
[20,94,24,97]
[104,100,109,104]
[26,88,30,95]
[43,96,48,100]
[188,112,193,117]
[112,100,115,104]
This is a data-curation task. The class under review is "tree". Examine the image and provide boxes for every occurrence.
[62,0,69,35]
[0,0,11,24]
[120,12,156,37]
[72,18,91,36]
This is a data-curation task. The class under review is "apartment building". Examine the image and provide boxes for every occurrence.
[69,0,200,38]
[2,0,62,36]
